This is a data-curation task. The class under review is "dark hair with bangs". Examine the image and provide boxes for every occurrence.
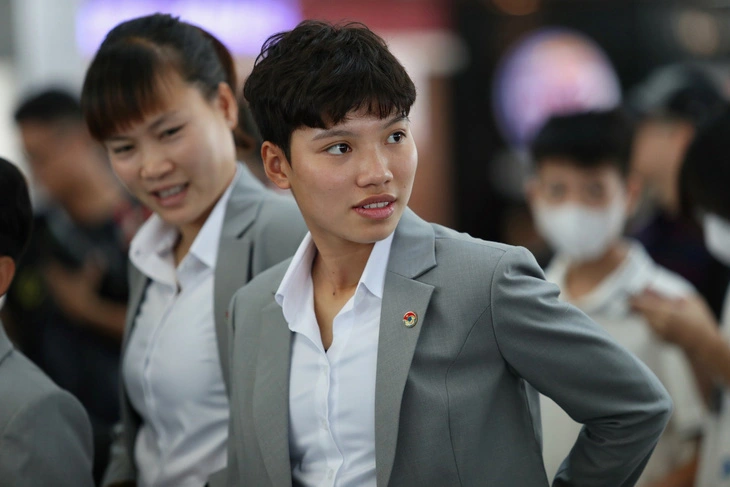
[0,158,33,264]
[81,13,237,141]
[680,105,730,221]
[243,20,417,161]
[531,109,634,176]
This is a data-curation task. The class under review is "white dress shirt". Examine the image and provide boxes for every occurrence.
[540,240,704,486]
[276,232,394,487]
[123,171,238,487]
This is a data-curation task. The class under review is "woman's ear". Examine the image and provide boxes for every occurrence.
[0,256,16,297]
[217,82,239,130]
[261,142,292,190]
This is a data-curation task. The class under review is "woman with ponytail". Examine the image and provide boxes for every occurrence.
[81,13,306,487]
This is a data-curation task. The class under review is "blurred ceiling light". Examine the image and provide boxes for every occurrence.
[492,0,540,16]
[76,0,302,57]
[492,28,621,148]
[674,8,720,56]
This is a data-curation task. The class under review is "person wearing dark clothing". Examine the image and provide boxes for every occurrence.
[628,64,730,318]
[6,88,146,483]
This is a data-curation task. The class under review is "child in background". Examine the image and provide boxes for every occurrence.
[527,109,704,486]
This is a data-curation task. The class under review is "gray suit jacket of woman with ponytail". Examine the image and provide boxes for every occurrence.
[102,164,307,486]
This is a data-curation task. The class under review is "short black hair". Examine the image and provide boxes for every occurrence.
[530,109,634,175]
[81,13,237,141]
[628,64,725,128]
[14,88,82,125]
[0,158,33,263]
[680,106,730,221]
[243,20,417,161]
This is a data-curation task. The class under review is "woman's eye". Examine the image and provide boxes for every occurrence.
[326,143,351,155]
[387,131,405,143]
[110,145,133,155]
[161,125,183,138]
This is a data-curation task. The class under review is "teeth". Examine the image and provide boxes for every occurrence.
[363,201,390,209]
[158,185,185,198]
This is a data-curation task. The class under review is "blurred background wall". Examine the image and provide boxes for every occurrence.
[1,0,729,243]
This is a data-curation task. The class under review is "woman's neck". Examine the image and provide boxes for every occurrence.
[311,238,375,297]
[172,167,237,266]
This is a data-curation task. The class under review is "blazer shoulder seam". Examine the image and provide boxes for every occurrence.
[433,233,514,253]
[486,246,522,360]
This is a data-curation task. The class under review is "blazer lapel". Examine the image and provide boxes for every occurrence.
[124,265,149,350]
[121,264,150,466]
[374,209,437,486]
[252,298,293,487]
[214,237,252,390]
[214,165,267,391]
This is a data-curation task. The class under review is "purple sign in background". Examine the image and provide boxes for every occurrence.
[76,0,302,57]
[493,28,621,148]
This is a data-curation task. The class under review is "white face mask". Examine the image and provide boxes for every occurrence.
[703,213,730,266]
[533,197,626,262]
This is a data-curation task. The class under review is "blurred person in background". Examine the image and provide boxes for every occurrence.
[8,88,146,483]
[526,110,705,487]
[0,156,94,487]
[628,64,730,319]
[633,106,730,487]
[81,13,306,487]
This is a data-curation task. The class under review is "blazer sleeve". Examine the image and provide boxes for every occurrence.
[0,388,94,487]
[490,246,673,487]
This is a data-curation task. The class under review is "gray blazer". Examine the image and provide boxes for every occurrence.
[225,209,673,487]
[0,322,94,487]
[102,165,307,486]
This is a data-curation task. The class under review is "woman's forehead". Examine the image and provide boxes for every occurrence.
[104,74,195,138]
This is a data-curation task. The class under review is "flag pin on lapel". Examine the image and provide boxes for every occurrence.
[402,311,418,328]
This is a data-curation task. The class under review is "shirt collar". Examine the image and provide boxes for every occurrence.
[358,231,394,300]
[129,214,178,284]
[188,166,240,268]
[275,231,396,320]
[130,165,240,276]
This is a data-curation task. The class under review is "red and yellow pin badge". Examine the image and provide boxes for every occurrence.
[402,311,418,328]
